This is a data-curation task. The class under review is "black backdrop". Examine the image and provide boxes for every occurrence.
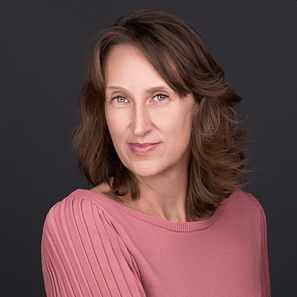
[1,0,296,296]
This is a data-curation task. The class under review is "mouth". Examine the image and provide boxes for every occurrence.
[128,143,160,156]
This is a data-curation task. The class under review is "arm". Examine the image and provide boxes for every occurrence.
[259,205,271,297]
[41,196,146,297]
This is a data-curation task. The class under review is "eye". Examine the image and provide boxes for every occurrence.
[112,96,128,103]
[152,94,169,102]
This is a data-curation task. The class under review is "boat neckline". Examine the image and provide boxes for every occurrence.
[72,188,231,232]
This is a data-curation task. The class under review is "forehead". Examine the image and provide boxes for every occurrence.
[104,44,169,89]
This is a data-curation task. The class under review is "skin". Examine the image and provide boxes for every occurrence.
[92,44,206,222]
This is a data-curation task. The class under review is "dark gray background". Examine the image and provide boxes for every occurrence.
[1,0,296,296]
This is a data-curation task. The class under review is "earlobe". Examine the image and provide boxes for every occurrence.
[192,102,199,115]
[194,103,199,111]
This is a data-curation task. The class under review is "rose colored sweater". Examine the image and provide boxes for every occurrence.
[41,189,270,296]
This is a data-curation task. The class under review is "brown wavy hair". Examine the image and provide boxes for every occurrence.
[73,9,249,220]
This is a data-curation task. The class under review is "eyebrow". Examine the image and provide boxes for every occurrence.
[106,85,172,94]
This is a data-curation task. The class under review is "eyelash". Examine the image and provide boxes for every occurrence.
[112,96,128,103]
[111,94,168,103]
[152,94,168,102]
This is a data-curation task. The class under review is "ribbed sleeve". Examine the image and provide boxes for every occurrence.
[41,196,146,297]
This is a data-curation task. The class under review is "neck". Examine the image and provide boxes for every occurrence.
[130,159,192,222]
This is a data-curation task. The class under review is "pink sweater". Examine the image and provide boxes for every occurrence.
[41,189,270,296]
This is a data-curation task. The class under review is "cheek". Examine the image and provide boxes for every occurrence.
[105,109,130,152]
[107,121,124,147]
[105,111,120,144]
[159,108,193,141]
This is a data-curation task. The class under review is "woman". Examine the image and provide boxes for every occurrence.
[41,9,271,296]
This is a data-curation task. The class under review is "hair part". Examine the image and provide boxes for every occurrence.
[73,9,250,220]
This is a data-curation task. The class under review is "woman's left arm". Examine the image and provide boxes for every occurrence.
[259,206,271,297]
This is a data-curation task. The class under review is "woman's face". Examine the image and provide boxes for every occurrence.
[104,44,198,178]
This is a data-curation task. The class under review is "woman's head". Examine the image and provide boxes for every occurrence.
[104,44,197,179]
[73,9,249,219]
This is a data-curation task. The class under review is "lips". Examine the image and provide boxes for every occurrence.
[128,143,160,155]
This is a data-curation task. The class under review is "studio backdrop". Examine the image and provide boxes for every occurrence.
[1,0,296,296]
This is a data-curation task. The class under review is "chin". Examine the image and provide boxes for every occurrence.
[130,160,162,178]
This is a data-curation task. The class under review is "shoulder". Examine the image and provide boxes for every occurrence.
[41,188,131,264]
[226,189,267,223]
[42,188,119,238]
[44,189,100,218]
[228,189,265,210]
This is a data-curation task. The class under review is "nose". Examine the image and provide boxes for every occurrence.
[130,104,152,137]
